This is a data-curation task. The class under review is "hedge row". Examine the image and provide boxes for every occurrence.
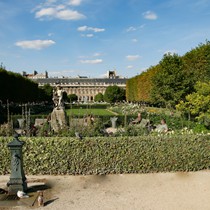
[1,135,210,175]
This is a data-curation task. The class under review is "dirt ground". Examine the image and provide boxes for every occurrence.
[1,171,210,210]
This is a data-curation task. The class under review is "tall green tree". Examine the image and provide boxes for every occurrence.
[183,40,210,84]
[0,67,40,103]
[126,40,210,106]
[68,94,78,103]
[126,76,138,102]
[151,53,189,107]
[94,93,104,102]
[176,81,210,125]
[104,85,125,103]
[62,91,68,102]
[39,84,53,102]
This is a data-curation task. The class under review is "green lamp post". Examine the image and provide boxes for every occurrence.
[7,134,27,195]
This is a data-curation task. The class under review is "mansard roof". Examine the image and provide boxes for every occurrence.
[32,77,127,85]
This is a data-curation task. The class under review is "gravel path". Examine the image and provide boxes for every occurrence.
[1,171,210,210]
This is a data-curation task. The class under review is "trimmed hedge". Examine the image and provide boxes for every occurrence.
[1,135,210,175]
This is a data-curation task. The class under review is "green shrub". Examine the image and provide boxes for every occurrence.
[192,123,209,133]
[1,135,210,175]
[0,123,13,136]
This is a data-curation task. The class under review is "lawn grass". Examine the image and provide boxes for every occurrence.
[66,108,115,116]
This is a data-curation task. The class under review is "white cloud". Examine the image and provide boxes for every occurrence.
[127,65,133,69]
[132,39,138,42]
[35,7,86,20]
[158,49,177,55]
[164,50,177,55]
[34,0,86,21]
[86,34,94,37]
[81,34,94,38]
[77,25,87,31]
[68,0,82,6]
[140,24,146,29]
[142,11,158,20]
[49,69,75,76]
[100,73,108,78]
[77,25,105,33]
[126,55,140,61]
[80,59,103,64]
[126,24,145,33]
[46,0,57,4]
[126,26,137,32]
[15,40,55,50]
[93,52,102,57]
[35,8,56,18]
[57,9,85,20]
[56,5,66,10]
[48,32,54,37]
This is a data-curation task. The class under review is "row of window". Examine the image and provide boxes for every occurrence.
[67,88,105,94]
[40,82,125,86]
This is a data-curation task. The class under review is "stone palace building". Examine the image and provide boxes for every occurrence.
[24,71,127,102]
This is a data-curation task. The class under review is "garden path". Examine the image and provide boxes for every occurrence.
[0,171,210,210]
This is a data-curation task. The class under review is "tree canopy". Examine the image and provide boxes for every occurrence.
[104,85,125,103]
[94,93,104,102]
[0,67,50,103]
[126,40,210,108]
[151,53,190,107]
[68,94,78,102]
[176,81,210,126]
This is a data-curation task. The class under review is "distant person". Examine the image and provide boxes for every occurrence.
[131,113,142,124]
[146,120,156,133]
[30,124,37,136]
[155,119,168,133]
[90,115,95,124]
[84,114,94,126]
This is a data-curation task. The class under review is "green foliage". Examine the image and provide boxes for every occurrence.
[126,41,210,108]
[94,93,104,102]
[192,124,209,134]
[39,84,53,102]
[66,108,112,116]
[62,91,68,102]
[126,66,159,103]
[104,85,125,103]
[66,103,109,109]
[151,53,188,107]
[126,76,139,102]
[1,135,210,175]
[176,81,210,126]
[183,40,210,83]
[0,67,40,103]
[123,124,149,136]
[0,123,13,136]
[0,67,52,103]
[68,94,78,102]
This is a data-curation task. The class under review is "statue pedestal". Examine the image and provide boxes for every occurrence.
[110,117,118,128]
[50,108,67,132]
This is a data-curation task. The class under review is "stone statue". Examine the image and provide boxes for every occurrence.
[51,85,67,132]
[53,85,64,109]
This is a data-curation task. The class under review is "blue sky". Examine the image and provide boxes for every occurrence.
[1,0,210,78]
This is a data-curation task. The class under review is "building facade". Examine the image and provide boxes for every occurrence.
[31,71,127,102]
[23,71,48,79]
